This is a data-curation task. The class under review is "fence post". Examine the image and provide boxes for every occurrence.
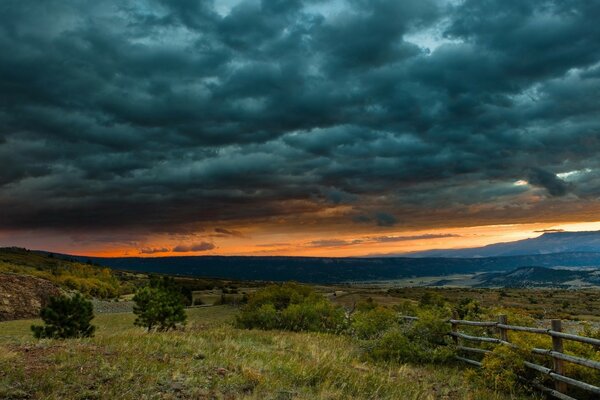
[551,319,568,394]
[451,310,459,345]
[498,314,508,342]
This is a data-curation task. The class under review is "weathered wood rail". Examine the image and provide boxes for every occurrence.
[400,314,600,399]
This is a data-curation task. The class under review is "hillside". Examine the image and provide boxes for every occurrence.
[477,266,600,288]
[60,251,600,283]
[0,273,62,321]
[0,247,122,298]
[407,230,600,258]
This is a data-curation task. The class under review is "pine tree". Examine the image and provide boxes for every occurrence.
[31,293,96,339]
[133,279,187,332]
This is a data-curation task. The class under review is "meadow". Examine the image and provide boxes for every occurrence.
[0,306,534,400]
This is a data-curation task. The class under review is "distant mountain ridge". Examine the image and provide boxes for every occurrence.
[47,251,600,284]
[406,230,600,258]
[23,231,600,284]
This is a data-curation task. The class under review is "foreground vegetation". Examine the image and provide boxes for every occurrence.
[0,306,532,400]
[3,248,599,399]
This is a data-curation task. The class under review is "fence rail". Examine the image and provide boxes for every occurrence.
[402,313,600,399]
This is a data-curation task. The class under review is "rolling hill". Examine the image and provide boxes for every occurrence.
[58,251,600,284]
[477,266,600,288]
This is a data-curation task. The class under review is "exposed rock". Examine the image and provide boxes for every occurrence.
[0,273,62,321]
[91,299,134,314]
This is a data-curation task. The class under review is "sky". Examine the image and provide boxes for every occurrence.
[1,0,600,257]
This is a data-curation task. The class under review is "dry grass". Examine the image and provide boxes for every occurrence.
[0,306,537,400]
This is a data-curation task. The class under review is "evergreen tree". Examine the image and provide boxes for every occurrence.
[31,294,95,339]
[133,279,187,331]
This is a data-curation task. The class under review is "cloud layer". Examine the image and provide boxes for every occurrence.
[1,0,600,252]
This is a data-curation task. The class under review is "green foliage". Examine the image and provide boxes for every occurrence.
[281,298,346,332]
[559,324,600,400]
[236,283,346,333]
[133,280,187,332]
[245,282,314,311]
[419,292,446,308]
[409,310,452,346]
[362,308,455,364]
[455,298,481,319]
[393,300,419,316]
[31,294,95,339]
[480,345,528,393]
[350,306,398,339]
[355,297,377,312]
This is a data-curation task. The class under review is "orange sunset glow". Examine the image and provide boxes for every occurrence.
[5,220,600,258]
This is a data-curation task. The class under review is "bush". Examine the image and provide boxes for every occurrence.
[363,309,454,364]
[355,297,377,312]
[133,278,187,332]
[366,326,455,364]
[419,292,446,308]
[351,306,398,339]
[31,294,95,339]
[236,283,346,333]
[455,298,481,319]
[479,345,528,393]
[407,310,451,346]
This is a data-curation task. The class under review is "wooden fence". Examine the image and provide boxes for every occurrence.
[401,314,600,400]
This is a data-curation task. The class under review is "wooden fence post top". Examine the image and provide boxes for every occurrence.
[552,319,562,330]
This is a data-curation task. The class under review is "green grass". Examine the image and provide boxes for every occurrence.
[0,306,535,400]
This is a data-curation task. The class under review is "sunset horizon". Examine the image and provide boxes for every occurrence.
[6,221,600,258]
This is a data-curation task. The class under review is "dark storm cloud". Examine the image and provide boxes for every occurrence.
[172,242,216,252]
[368,234,460,243]
[214,227,245,237]
[2,0,600,234]
[307,233,460,247]
[527,168,569,197]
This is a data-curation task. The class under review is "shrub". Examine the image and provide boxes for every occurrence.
[133,279,187,332]
[393,300,418,316]
[236,283,346,333]
[245,282,314,311]
[351,306,398,339]
[365,326,455,364]
[363,309,454,364]
[419,292,446,308]
[31,293,95,339]
[479,345,529,393]
[355,297,377,312]
[455,298,481,319]
[407,310,451,346]
[281,297,346,332]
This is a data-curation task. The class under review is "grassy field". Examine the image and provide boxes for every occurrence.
[0,306,536,400]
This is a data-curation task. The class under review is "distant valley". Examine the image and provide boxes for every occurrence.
[31,231,600,288]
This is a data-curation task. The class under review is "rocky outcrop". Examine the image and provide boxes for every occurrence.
[0,273,62,321]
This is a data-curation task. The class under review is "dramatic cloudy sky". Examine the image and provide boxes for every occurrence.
[2,0,600,256]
